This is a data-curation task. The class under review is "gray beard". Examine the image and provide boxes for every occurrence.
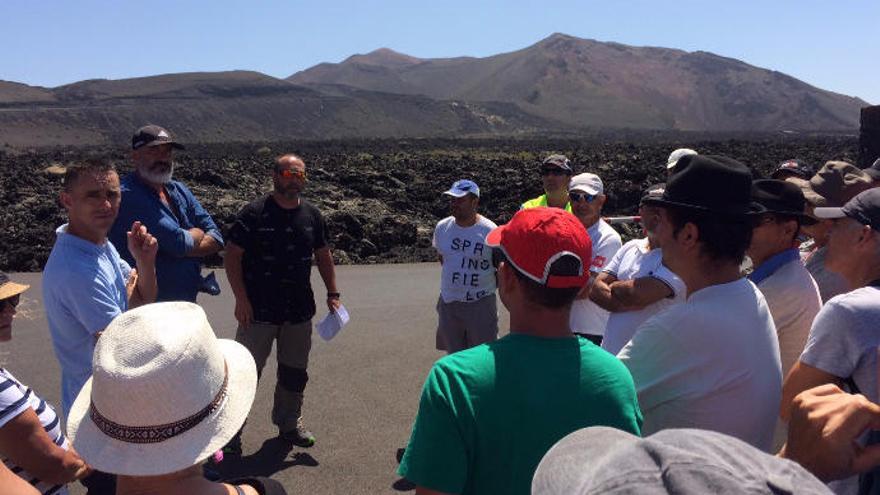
[140,164,174,184]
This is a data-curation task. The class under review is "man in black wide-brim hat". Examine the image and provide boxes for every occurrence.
[616,154,783,453]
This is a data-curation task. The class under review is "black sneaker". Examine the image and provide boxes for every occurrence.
[280,417,315,447]
[220,435,243,458]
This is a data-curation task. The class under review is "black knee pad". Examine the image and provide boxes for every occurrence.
[277,363,308,393]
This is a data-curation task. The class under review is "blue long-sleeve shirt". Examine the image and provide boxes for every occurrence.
[110,172,224,302]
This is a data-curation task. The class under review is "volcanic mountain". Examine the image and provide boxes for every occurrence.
[290,33,865,132]
[0,33,867,148]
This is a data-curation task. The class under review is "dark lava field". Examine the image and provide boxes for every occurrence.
[0,135,859,271]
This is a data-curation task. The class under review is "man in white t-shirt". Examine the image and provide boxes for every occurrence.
[618,154,782,452]
[567,173,622,345]
[432,179,499,353]
[591,184,686,355]
[747,179,822,378]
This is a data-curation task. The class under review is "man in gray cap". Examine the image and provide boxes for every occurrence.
[783,188,880,430]
[619,154,782,452]
[788,161,873,302]
[110,124,224,302]
[521,154,573,211]
[432,179,498,353]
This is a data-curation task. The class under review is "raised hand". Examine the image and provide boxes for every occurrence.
[127,221,158,265]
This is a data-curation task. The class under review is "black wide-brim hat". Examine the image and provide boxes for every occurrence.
[643,154,761,217]
[751,179,818,225]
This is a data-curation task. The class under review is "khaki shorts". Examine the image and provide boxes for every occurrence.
[436,295,499,354]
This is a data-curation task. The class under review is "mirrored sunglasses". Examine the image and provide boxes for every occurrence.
[569,192,597,203]
[276,168,307,180]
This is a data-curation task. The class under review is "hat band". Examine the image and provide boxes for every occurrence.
[89,362,228,444]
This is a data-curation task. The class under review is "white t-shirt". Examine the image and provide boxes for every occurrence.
[800,285,880,403]
[433,215,498,303]
[600,239,687,355]
[570,219,622,336]
[618,278,782,452]
[755,258,821,377]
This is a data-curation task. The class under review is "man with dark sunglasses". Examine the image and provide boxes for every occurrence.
[567,172,621,345]
[520,154,573,212]
[224,154,340,453]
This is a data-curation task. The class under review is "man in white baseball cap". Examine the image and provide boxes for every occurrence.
[567,172,621,345]
[432,179,499,353]
[666,148,698,176]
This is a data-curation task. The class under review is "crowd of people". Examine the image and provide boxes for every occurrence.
[2,124,880,495]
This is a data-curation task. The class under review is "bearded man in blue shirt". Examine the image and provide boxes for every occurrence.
[110,124,224,302]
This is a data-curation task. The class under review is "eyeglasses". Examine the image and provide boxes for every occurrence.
[276,168,307,180]
[540,168,569,177]
[569,192,597,203]
[0,294,20,310]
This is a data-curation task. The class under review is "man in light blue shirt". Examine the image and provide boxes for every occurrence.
[43,159,158,416]
[109,124,224,302]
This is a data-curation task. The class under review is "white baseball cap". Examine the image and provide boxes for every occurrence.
[568,173,603,196]
[667,148,698,170]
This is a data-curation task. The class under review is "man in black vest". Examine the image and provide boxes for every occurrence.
[224,154,340,453]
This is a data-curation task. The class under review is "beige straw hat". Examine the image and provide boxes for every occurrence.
[67,302,257,476]
[0,272,30,300]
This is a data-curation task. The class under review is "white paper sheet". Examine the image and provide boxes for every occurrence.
[316,304,350,341]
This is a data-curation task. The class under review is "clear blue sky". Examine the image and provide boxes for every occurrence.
[3,1,878,103]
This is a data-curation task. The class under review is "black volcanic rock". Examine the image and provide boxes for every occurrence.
[0,136,860,271]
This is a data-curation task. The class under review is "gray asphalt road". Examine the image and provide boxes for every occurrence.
[5,264,510,494]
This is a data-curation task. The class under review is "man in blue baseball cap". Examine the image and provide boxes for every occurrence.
[432,179,499,353]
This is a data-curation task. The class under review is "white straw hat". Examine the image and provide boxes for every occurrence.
[67,302,257,476]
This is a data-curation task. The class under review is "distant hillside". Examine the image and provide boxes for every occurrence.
[290,33,866,132]
[0,34,868,148]
[0,71,552,147]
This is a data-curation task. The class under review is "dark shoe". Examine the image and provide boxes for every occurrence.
[219,433,243,459]
[280,417,315,447]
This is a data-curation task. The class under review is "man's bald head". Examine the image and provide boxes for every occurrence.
[276,154,305,170]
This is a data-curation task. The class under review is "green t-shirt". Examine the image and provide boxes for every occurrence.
[398,333,642,495]
[520,194,572,212]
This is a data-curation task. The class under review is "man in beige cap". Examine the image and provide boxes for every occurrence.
[787,161,873,302]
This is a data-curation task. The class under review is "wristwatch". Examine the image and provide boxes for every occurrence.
[327,292,341,299]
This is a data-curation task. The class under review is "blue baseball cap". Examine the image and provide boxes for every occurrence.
[443,179,480,198]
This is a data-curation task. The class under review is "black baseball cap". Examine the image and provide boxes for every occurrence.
[771,159,813,180]
[815,188,880,231]
[541,154,573,173]
[132,124,185,151]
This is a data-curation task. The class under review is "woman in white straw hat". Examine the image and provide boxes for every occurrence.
[0,271,91,494]
[67,301,287,495]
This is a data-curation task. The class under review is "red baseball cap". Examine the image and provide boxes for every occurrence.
[486,207,592,289]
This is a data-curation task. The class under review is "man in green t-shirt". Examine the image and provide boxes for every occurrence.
[398,207,643,495]
[520,154,573,212]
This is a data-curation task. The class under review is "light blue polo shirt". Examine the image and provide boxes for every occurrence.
[42,224,130,416]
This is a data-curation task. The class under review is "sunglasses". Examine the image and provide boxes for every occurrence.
[1,294,20,310]
[276,168,307,180]
[540,168,569,177]
[569,192,597,203]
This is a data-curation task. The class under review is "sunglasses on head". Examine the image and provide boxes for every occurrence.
[540,168,569,177]
[1,294,20,310]
[569,191,597,203]
[276,168,306,180]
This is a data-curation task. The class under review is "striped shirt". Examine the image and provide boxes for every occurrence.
[0,368,69,495]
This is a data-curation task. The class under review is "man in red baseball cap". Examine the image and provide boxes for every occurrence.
[398,207,642,495]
